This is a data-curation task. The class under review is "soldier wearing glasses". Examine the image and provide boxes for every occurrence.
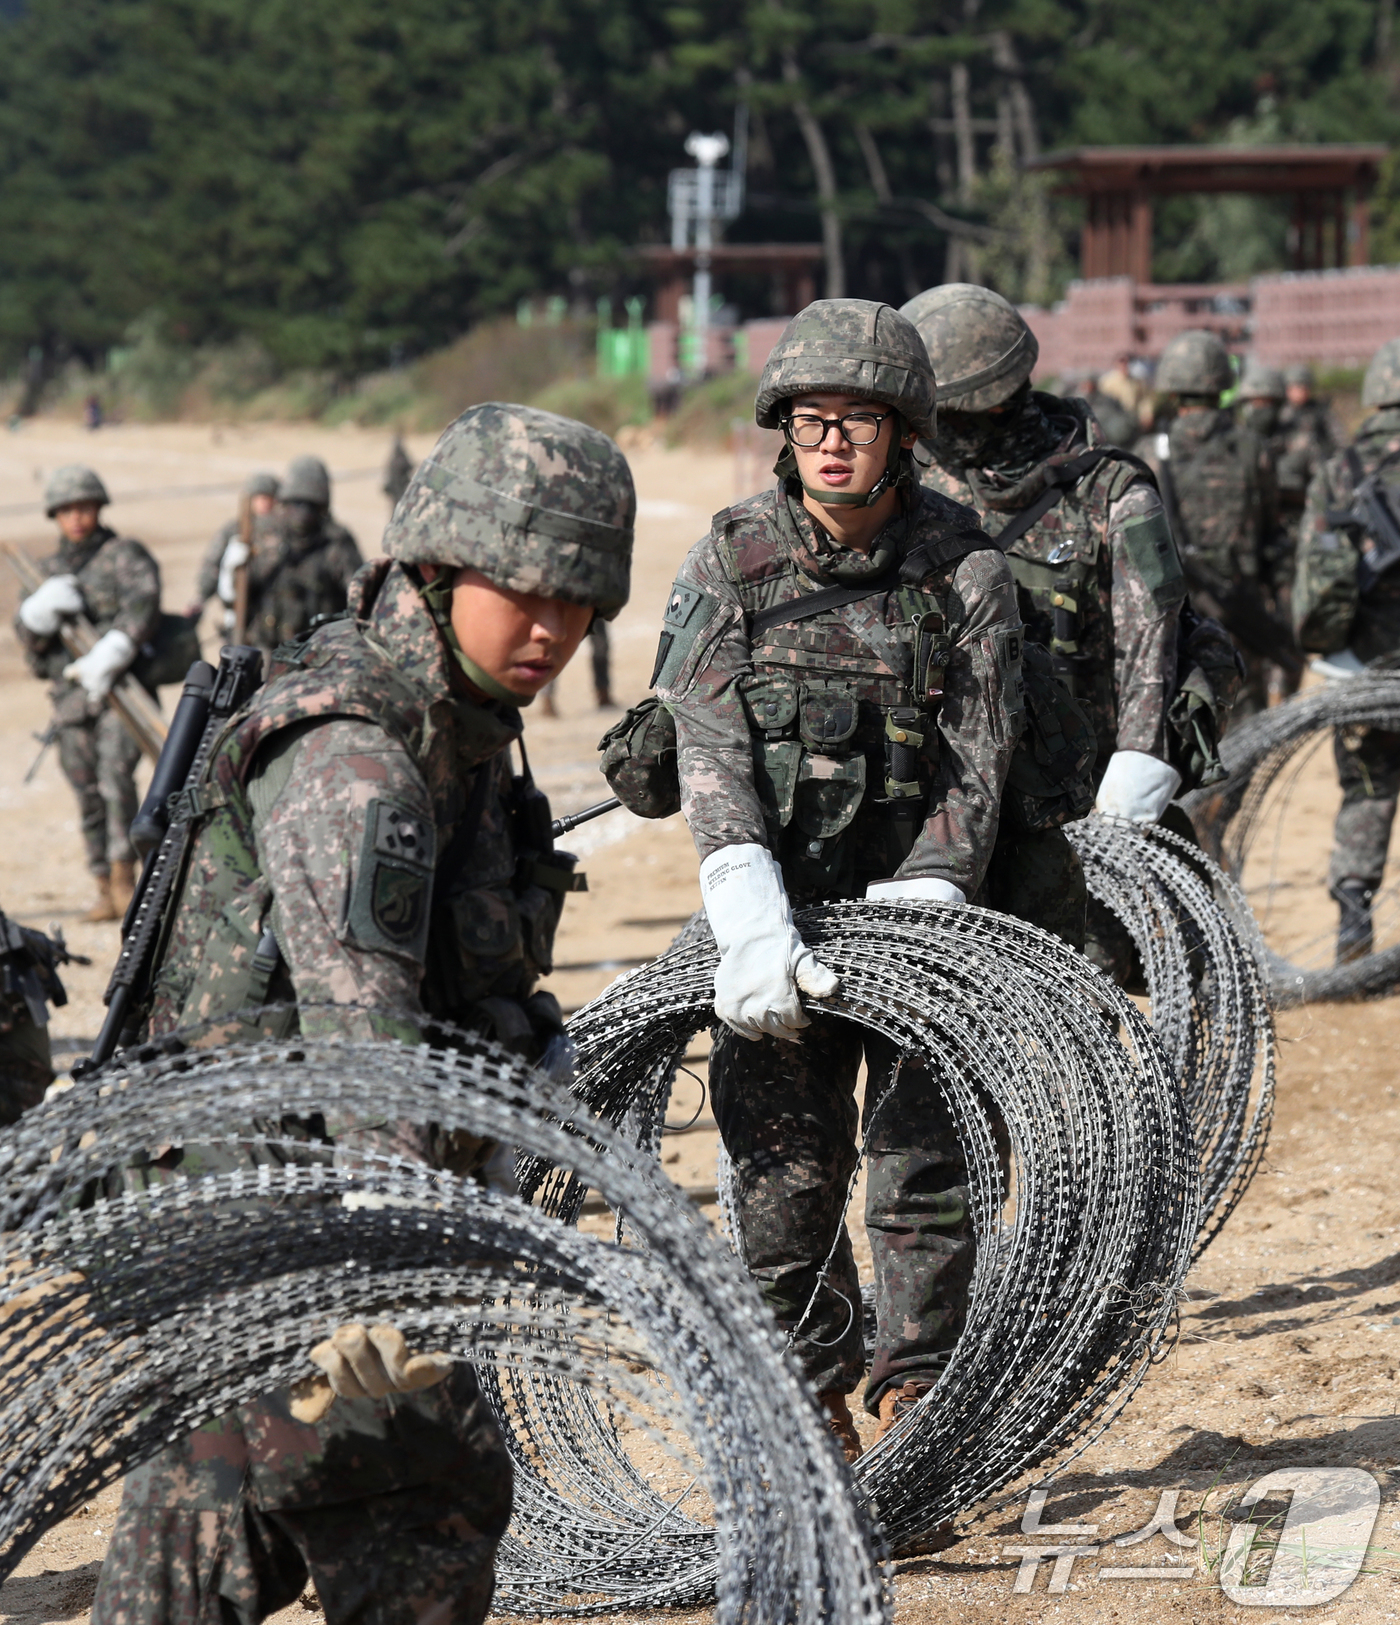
[654,300,1022,1473]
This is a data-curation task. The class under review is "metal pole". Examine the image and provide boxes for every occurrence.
[684,132,729,381]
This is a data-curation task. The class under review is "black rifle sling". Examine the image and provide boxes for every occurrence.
[988,445,1155,553]
[749,570,900,637]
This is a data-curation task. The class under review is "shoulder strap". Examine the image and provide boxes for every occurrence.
[993,446,1156,552]
[750,570,900,636]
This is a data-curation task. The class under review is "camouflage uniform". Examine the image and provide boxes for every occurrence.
[195,474,280,605]
[15,521,160,875]
[1295,346,1400,956]
[242,459,363,652]
[0,911,69,1125]
[909,284,1185,975]
[658,300,1022,1411]
[93,404,635,1625]
[1157,331,1280,716]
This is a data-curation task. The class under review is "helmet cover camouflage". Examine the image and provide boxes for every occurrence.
[1283,362,1316,391]
[754,299,937,438]
[383,402,635,617]
[44,464,110,517]
[1155,330,1233,397]
[899,283,1038,412]
[243,471,280,499]
[1237,358,1285,401]
[281,456,331,507]
[1362,339,1400,408]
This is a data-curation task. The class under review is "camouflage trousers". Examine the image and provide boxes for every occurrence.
[0,1011,53,1126]
[977,823,1086,951]
[92,1365,513,1625]
[711,1013,996,1414]
[57,707,140,873]
[1328,725,1400,892]
[1083,802,1205,988]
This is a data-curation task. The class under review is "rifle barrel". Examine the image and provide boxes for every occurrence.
[550,796,622,838]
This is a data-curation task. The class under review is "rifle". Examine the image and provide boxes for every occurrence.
[1327,448,1400,594]
[23,722,57,784]
[1156,447,1304,675]
[551,796,621,838]
[80,646,264,1073]
[4,542,168,761]
[231,489,253,645]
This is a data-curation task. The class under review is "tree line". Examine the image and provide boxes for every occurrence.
[0,0,1397,381]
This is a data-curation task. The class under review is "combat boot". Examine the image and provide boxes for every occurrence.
[1332,879,1375,965]
[84,873,119,923]
[818,1389,862,1463]
[110,860,136,916]
[875,1376,937,1443]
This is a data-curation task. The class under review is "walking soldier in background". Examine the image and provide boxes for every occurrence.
[222,454,363,651]
[14,466,160,921]
[655,299,1023,1469]
[1294,338,1400,964]
[0,909,85,1125]
[90,402,635,1625]
[187,470,280,620]
[1153,329,1288,717]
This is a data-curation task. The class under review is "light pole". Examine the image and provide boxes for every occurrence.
[683,131,729,378]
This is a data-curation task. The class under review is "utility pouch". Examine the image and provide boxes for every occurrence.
[599,696,681,818]
[753,739,803,833]
[797,683,859,752]
[740,673,799,738]
[883,709,925,801]
[911,611,950,705]
[133,612,204,691]
[1168,603,1243,790]
[793,752,867,839]
[1293,526,1360,654]
[1002,643,1097,835]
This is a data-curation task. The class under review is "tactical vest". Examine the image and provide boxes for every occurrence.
[145,565,575,1047]
[615,488,1093,898]
[1167,413,1262,585]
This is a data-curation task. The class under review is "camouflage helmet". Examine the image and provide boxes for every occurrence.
[43,464,109,517]
[754,299,937,438]
[281,455,331,506]
[243,471,280,499]
[898,283,1038,412]
[383,402,635,617]
[1284,362,1316,391]
[1237,357,1285,401]
[1362,339,1400,409]
[1155,330,1233,396]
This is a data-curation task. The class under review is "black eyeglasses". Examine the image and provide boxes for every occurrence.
[781,410,890,447]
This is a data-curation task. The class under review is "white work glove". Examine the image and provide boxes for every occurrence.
[62,628,136,703]
[18,574,84,636]
[1311,648,1366,681]
[288,1322,455,1424]
[700,842,839,1042]
[1095,749,1182,824]
[217,537,251,604]
[865,877,967,905]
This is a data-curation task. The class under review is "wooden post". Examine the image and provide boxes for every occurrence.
[1352,191,1371,267]
[1130,192,1153,283]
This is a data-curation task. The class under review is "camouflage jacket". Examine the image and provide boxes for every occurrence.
[243,512,363,650]
[1165,407,1276,590]
[657,482,1022,901]
[1300,408,1400,660]
[15,526,161,725]
[1275,399,1339,510]
[195,511,279,603]
[146,558,574,1060]
[924,393,1180,765]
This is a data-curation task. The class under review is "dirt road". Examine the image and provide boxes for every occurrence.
[1,418,1397,1625]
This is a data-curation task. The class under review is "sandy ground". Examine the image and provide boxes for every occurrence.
[1,417,1398,1625]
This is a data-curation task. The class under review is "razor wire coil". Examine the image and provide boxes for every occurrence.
[0,1033,890,1623]
[1184,669,1400,1004]
[530,901,1200,1554]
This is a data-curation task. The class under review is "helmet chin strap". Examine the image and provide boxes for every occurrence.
[778,413,909,509]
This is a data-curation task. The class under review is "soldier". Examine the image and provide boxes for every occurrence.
[0,910,83,1125]
[383,434,415,507]
[223,455,363,651]
[1293,339,1400,964]
[1153,329,1283,716]
[91,402,635,1625]
[1277,362,1340,564]
[186,472,280,619]
[14,466,161,921]
[907,285,1191,972]
[1237,357,1307,699]
[655,299,1023,1464]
